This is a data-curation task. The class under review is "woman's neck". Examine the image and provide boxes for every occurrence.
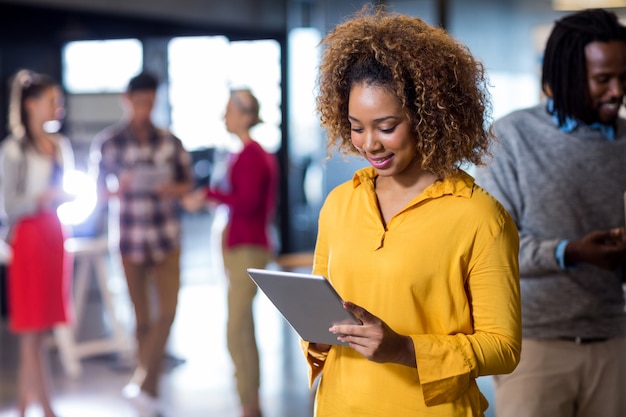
[238,132,252,144]
[29,128,56,156]
[376,169,439,195]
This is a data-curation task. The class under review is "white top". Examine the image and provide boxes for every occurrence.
[0,134,74,226]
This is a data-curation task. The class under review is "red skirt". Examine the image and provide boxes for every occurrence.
[8,210,73,332]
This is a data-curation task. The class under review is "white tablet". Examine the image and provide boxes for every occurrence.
[247,268,361,346]
[128,165,171,193]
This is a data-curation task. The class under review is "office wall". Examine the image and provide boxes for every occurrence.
[0,0,287,32]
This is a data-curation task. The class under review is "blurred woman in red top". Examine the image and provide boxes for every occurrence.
[184,88,278,417]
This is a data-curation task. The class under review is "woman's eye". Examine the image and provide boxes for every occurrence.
[350,127,364,133]
[380,126,396,134]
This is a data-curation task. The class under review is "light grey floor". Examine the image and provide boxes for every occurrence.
[0,211,495,417]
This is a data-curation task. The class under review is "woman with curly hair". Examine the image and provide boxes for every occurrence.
[302,7,521,416]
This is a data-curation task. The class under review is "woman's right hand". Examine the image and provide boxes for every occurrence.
[37,187,73,209]
[181,188,207,212]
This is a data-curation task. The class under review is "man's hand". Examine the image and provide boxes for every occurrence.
[565,227,626,270]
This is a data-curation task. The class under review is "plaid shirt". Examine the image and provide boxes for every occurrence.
[91,122,193,263]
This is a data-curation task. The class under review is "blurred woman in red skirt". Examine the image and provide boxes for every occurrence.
[0,69,74,417]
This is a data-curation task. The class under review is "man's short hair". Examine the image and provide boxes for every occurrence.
[127,71,159,93]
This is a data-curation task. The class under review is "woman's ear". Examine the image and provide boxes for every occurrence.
[23,96,36,114]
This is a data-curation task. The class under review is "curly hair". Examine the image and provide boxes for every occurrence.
[317,6,494,177]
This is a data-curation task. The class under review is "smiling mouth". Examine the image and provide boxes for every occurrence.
[599,101,622,116]
[601,101,620,109]
[368,154,394,169]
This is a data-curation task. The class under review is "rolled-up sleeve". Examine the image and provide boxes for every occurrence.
[414,210,521,405]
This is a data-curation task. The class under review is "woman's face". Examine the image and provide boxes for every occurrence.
[224,94,253,135]
[348,82,418,178]
[26,86,64,126]
[224,98,243,134]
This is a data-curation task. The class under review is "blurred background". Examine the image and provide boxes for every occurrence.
[0,1,624,416]
[2,0,623,255]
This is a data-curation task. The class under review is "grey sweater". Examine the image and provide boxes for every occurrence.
[474,104,626,339]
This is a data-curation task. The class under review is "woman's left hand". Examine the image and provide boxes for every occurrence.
[331,301,416,368]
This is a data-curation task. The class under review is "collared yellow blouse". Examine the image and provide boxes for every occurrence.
[303,167,521,417]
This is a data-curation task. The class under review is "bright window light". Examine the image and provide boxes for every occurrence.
[230,40,282,153]
[168,36,281,152]
[169,36,231,152]
[288,27,322,160]
[57,170,98,226]
[63,39,143,93]
[488,72,541,121]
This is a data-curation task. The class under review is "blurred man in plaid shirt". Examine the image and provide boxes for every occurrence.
[90,71,193,417]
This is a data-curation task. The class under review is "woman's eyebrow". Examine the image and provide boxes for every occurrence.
[348,115,401,123]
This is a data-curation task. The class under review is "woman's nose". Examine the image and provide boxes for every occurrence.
[360,131,383,153]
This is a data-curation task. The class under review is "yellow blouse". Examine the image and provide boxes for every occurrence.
[303,168,521,417]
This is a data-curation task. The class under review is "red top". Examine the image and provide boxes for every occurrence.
[206,140,278,250]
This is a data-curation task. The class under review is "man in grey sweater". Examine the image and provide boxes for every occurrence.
[475,8,626,417]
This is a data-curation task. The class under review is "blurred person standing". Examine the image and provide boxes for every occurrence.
[475,9,626,417]
[90,71,193,417]
[183,88,278,417]
[0,69,74,417]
